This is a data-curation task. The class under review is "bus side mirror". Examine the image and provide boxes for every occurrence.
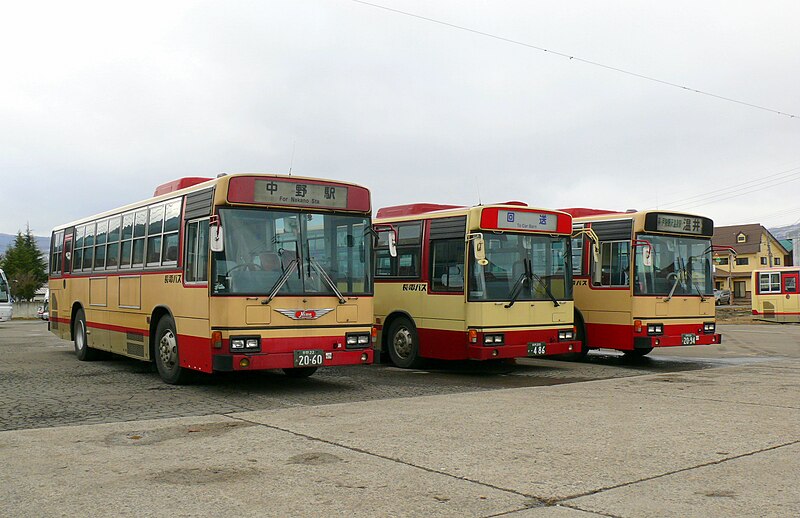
[642,247,653,267]
[388,232,397,258]
[210,221,224,253]
[474,237,488,266]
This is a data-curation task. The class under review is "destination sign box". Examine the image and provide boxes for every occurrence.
[497,210,558,232]
[644,212,713,237]
[656,215,703,235]
[253,179,348,209]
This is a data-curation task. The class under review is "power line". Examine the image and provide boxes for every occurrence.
[670,173,800,211]
[351,0,798,119]
[655,165,800,210]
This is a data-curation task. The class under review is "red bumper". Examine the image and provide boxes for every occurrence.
[467,340,581,360]
[212,348,373,371]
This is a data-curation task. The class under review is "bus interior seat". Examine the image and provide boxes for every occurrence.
[441,265,463,288]
[259,251,282,272]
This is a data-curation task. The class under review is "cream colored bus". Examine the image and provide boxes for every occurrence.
[373,202,580,368]
[564,208,721,357]
[48,173,375,383]
[751,267,799,322]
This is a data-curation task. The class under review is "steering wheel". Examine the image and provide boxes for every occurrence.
[666,272,677,282]
[228,262,264,273]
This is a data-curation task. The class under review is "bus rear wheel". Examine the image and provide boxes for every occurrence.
[154,316,193,385]
[387,317,423,369]
[282,367,318,378]
[73,308,99,361]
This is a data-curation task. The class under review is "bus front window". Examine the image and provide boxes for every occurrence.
[633,234,713,297]
[212,208,372,297]
[469,234,572,303]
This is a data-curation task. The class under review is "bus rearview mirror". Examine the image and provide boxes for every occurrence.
[210,224,224,253]
[642,247,653,267]
[473,237,488,266]
[388,232,397,258]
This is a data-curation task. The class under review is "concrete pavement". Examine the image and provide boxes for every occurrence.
[1,357,798,516]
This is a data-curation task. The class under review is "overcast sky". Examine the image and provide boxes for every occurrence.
[2,0,799,237]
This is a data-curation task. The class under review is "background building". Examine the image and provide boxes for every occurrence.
[713,224,789,301]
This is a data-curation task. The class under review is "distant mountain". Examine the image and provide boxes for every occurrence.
[769,223,800,240]
[0,233,50,257]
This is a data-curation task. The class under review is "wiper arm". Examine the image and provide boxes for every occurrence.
[692,281,708,302]
[262,259,299,304]
[504,271,528,309]
[310,258,347,304]
[663,269,684,302]
[531,272,560,307]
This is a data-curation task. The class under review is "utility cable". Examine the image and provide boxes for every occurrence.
[351,0,798,119]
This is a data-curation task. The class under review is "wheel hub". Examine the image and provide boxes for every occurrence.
[393,327,413,359]
[159,330,177,368]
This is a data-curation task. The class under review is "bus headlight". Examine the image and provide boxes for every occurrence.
[345,332,371,349]
[558,330,574,341]
[230,336,261,351]
[647,324,663,336]
[703,322,715,334]
[483,334,504,345]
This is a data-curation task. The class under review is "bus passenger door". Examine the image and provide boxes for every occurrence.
[783,272,799,316]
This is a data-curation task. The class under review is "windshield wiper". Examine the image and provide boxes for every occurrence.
[504,268,529,309]
[531,271,561,307]
[309,257,347,304]
[263,259,299,304]
[504,259,561,308]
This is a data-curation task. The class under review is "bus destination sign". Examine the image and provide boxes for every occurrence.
[253,179,348,209]
[656,214,703,235]
[497,210,558,232]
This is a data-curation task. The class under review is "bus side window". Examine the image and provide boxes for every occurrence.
[375,221,422,278]
[430,239,464,292]
[185,219,210,283]
[593,240,630,287]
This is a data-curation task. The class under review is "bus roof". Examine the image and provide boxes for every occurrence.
[376,201,528,219]
[559,208,629,218]
[52,173,370,232]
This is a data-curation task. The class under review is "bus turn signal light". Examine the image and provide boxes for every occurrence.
[212,331,222,349]
[634,320,643,333]
[468,329,478,343]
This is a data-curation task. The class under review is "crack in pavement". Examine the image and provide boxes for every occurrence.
[223,414,798,518]
[554,439,800,504]
[222,413,551,510]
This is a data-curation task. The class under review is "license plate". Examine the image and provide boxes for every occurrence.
[681,334,697,345]
[294,349,324,367]
[527,342,547,356]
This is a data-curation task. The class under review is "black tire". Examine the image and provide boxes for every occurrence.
[574,317,590,360]
[282,367,318,378]
[73,308,99,361]
[154,315,192,385]
[387,317,423,369]
[624,347,653,358]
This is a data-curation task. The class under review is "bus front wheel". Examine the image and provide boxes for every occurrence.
[73,308,99,361]
[154,316,192,385]
[387,317,423,369]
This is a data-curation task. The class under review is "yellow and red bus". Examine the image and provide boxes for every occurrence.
[373,202,581,368]
[48,173,375,383]
[751,267,800,322]
[563,208,721,357]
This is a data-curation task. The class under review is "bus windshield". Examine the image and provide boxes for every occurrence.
[469,233,572,303]
[212,208,372,297]
[0,272,9,303]
[633,234,713,297]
